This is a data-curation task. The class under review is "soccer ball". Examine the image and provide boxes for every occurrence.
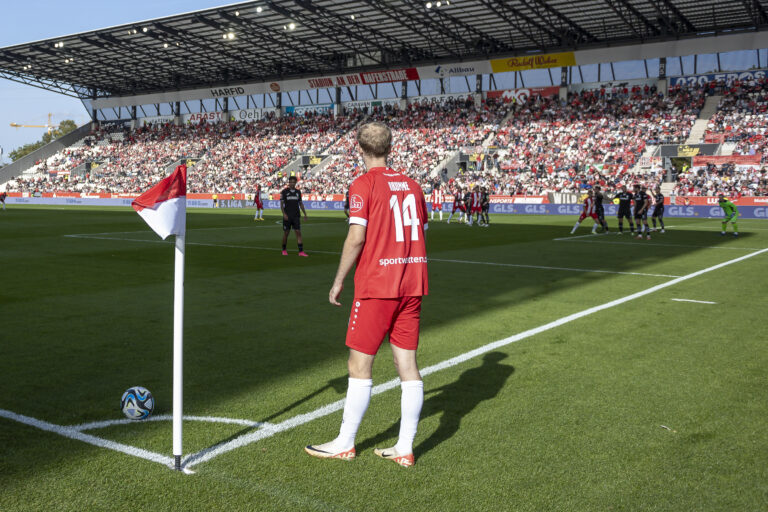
[121,386,154,420]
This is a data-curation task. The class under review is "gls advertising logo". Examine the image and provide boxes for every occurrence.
[668,206,695,217]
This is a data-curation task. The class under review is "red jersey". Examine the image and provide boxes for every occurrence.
[471,191,482,207]
[582,196,595,215]
[348,167,429,299]
[431,189,444,206]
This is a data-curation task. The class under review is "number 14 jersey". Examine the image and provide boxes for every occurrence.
[348,167,429,299]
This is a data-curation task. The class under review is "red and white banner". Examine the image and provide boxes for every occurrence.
[485,87,559,103]
[131,164,187,239]
[692,154,762,166]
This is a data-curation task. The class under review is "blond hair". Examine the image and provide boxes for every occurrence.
[356,122,392,158]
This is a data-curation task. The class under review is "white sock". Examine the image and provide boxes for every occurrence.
[394,380,423,455]
[334,378,372,450]
[259,210,263,219]
[571,221,580,234]
[439,211,443,220]
[591,224,597,233]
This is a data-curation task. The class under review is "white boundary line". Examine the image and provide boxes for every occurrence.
[69,414,271,432]
[0,408,173,467]
[671,298,717,304]
[1,247,766,470]
[65,222,340,237]
[64,234,679,277]
[181,247,768,469]
[428,257,681,278]
[554,238,764,251]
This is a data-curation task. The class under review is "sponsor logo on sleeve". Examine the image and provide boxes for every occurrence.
[350,194,364,213]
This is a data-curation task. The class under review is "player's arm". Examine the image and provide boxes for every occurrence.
[731,201,740,215]
[280,194,288,220]
[329,225,366,306]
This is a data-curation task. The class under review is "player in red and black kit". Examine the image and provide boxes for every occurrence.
[468,185,484,226]
[446,187,465,224]
[0,191,7,211]
[305,122,428,468]
[570,189,600,234]
[252,185,264,221]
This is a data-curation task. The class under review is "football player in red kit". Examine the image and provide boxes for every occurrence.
[430,185,444,221]
[570,189,600,234]
[446,188,465,224]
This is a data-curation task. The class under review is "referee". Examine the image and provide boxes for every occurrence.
[280,176,309,256]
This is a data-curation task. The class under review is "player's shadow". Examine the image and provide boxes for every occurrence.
[188,375,349,459]
[260,375,347,423]
[357,352,515,457]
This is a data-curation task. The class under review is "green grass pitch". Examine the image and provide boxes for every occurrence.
[1,205,767,511]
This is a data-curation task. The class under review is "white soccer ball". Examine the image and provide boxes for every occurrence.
[121,386,155,420]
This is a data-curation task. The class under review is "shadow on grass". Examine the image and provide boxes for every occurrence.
[357,352,515,458]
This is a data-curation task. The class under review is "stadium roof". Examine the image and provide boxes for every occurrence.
[1,0,767,100]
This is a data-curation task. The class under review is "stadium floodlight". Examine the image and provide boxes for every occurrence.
[133,29,138,34]
[436,1,441,6]
[426,2,432,8]
[163,43,169,48]
[227,32,236,40]
[235,10,240,16]
[256,6,263,12]
[142,27,148,33]
[350,14,355,20]
[289,22,296,30]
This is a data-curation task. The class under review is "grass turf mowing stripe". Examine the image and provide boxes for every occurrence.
[182,247,768,470]
[554,238,763,251]
[64,234,679,277]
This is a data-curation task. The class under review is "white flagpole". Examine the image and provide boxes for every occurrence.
[172,232,185,471]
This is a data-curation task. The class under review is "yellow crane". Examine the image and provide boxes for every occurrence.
[10,113,58,134]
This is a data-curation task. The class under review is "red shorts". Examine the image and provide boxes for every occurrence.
[578,212,598,222]
[346,297,422,355]
[254,199,263,208]
[471,206,482,214]
[452,204,465,213]
[432,203,442,210]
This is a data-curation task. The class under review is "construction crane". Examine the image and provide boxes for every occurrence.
[10,113,58,134]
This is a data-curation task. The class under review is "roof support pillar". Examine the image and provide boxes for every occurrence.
[658,57,668,95]
[334,86,342,116]
[474,74,482,108]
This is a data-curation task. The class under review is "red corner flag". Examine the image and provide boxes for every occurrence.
[132,164,187,239]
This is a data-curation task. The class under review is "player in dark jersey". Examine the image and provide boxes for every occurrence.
[613,185,635,234]
[280,176,308,256]
[463,189,473,224]
[650,187,665,233]
[633,184,651,240]
[593,186,609,233]
[481,186,490,226]
[0,191,7,211]
[344,190,350,221]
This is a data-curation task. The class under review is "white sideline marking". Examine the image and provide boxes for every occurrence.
[671,298,717,304]
[0,408,173,467]
[69,414,270,432]
[555,238,764,251]
[65,222,339,237]
[429,257,681,278]
[65,234,677,277]
[552,233,602,240]
[182,247,768,469]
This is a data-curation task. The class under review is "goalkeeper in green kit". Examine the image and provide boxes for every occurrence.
[718,194,739,237]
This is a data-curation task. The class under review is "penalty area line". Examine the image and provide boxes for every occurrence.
[182,247,768,469]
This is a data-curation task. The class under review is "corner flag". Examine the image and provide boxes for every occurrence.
[132,163,187,472]
[131,164,187,239]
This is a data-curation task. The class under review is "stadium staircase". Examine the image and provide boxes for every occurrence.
[483,108,516,148]
[660,182,676,197]
[685,95,722,144]
[432,151,460,181]
[0,122,94,185]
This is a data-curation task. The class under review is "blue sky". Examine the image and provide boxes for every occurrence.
[0,1,234,164]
